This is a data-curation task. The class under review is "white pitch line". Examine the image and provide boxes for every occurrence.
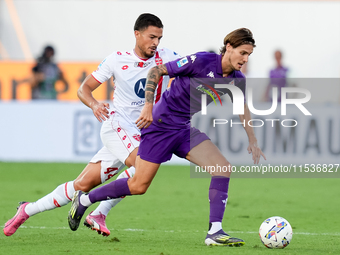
[2,226,340,236]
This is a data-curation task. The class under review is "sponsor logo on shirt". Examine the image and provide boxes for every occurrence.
[122,65,129,70]
[177,57,188,68]
[131,100,145,106]
[134,78,146,98]
[134,62,152,68]
[190,55,196,63]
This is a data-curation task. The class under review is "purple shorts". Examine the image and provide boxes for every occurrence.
[137,124,209,164]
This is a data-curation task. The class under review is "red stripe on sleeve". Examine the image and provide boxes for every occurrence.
[91,74,102,84]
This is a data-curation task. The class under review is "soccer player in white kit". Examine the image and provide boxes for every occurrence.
[3,13,180,237]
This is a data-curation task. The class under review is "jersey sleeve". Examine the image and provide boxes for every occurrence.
[165,53,203,78]
[91,53,116,84]
[163,47,182,62]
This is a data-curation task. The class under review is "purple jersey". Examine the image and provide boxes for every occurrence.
[152,52,246,128]
[270,66,288,79]
[269,66,289,101]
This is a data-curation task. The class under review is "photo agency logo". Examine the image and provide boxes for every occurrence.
[200,83,312,128]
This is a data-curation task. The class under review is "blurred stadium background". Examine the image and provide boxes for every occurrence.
[0,0,339,165]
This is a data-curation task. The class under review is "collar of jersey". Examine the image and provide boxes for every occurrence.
[133,49,151,61]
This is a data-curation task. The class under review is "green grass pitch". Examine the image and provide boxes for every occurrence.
[0,162,339,255]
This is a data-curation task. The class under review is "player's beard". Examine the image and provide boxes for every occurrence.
[144,51,155,58]
[138,45,155,59]
[144,49,156,58]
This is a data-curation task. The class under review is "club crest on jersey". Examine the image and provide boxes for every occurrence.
[155,57,163,65]
[134,78,146,98]
[134,62,151,68]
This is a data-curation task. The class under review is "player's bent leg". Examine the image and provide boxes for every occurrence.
[84,167,136,236]
[81,125,139,235]
[73,162,102,192]
[69,159,123,232]
[82,146,135,236]
[69,179,130,231]
[187,140,244,246]
[68,157,159,231]
[127,156,160,195]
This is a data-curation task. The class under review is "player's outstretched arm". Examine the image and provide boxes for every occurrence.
[239,103,266,164]
[78,74,110,123]
[136,64,168,129]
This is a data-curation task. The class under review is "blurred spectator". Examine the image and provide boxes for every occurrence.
[263,50,289,102]
[31,45,68,99]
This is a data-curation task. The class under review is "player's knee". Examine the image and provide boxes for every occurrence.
[73,179,92,192]
[210,162,232,177]
[129,183,149,195]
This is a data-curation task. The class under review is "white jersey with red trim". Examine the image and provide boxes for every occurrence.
[92,48,180,123]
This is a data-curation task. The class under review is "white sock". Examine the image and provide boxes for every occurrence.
[90,199,123,216]
[208,222,222,234]
[25,181,75,216]
[80,193,93,207]
[91,167,135,216]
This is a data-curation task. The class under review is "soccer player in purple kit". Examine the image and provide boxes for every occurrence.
[263,50,289,102]
[68,28,266,246]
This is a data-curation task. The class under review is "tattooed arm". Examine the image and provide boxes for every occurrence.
[135,64,168,129]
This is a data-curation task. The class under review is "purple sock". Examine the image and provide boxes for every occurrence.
[88,178,131,203]
[209,176,230,223]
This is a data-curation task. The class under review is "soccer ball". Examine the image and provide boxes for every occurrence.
[259,216,293,249]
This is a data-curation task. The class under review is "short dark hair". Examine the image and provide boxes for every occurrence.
[134,13,163,31]
[220,28,256,54]
[38,45,54,62]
